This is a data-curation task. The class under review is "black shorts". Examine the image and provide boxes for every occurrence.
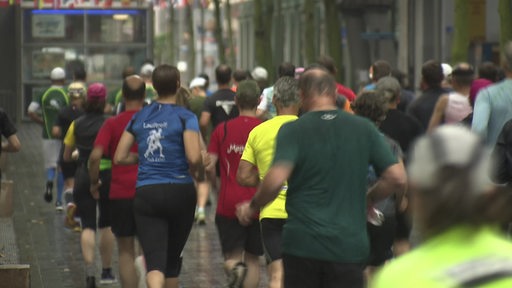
[215,214,263,256]
[110,199,136,237]
[395,210,411,240]
[134,183,196,278]
[260,218,285,263]
[283,254,364,288]
[59,160,77,180]
[367,215,396,266]
[73,165,111,230]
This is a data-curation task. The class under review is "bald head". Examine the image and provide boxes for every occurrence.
[299,67,337,99]
[298,67,337,111]
[451,63,474,87]
[122,75,146,101]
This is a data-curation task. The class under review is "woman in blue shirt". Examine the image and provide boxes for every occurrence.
[114,65,204,288]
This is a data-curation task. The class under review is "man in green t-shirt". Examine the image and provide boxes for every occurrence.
[237,67,407,287]
[28,67,69,211]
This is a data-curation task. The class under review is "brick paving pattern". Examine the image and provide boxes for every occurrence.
[3,122,268,288]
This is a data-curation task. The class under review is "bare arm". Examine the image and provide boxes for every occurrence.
[63,144,74,162]
[28,111,43,125]
[114,131,138,165]
[205,153,218,173]
[199,111,211,140]
[2,134,21,153]
[51,126,61,138]
[367,162,407,206]
[237,162,293,225]
[427,95,448,133]
[104,104,114,115]
[256,109,270,121]
[184,130,204,182]
[236,160,260,187]
[88,146,103,200]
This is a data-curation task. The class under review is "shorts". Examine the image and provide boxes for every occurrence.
[59,160,77,179]
[73,164,111,230]
[134,183,196,278]
[395,210,411,240]
[260,218,285,263]
[367,215,396,266]
[110,199,136,237]
[43,139,61,169]
[283,254,364,288]
[215,214,263,256]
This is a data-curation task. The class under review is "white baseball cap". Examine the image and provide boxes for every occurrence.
[408,125,491,194]
[189,77,206,89]
[50,67,66,80]
[140,63,155,77]
[251,66,268,81]
[441,63,453,79]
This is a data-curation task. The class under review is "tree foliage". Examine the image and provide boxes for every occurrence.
[323,0,344,82]
[225,0,236,68]
[168,1,176,64]
[451,0,469,63]
[254,0,274,81]
[499,0,512,62]
[303,0,316,66]
[185,2,196,78]
[213,0,227,64]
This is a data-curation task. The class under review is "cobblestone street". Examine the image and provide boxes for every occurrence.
[1,122,268,288]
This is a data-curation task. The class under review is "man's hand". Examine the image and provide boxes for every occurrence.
[71,149,79,160]
[90,180,101,200]
[236,201,257,226]
[202,150,210,168]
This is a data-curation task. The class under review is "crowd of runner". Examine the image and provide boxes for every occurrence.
[10,40,512,288]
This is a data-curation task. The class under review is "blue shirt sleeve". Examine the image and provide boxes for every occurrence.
[183,111,200,132]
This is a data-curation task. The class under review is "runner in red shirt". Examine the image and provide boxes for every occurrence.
[89,75,146,288]
[207,80,263,288]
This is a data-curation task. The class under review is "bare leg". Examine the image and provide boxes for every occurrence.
[146,270,165,288]
[244,252,260,288]
[118,236,138,288]
[267,259,284,288]
[99,227,115,269]
[164,277,179,288]
[224,249,244,274]
[81,228,96,275]
[196,181,210,209]
[64,178,74,192]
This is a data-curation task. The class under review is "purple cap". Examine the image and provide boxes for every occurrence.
[87,83,106,101]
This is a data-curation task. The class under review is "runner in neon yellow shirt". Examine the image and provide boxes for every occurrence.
[238,76,300,288]
[373,226,512,288]
[373,126,512,288]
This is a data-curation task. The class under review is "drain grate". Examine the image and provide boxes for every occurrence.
[0,218,19,265]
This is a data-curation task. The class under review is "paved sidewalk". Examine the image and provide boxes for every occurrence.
[4,122,268,288]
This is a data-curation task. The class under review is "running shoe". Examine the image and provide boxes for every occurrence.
[196,210,206,225]
[226,262,247,288]
[55,201,63,212]
[100,268,117,285]
[43,182,53,203]
[86,276,96,288]
[63,189,73,205]
[64,203,79,230]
